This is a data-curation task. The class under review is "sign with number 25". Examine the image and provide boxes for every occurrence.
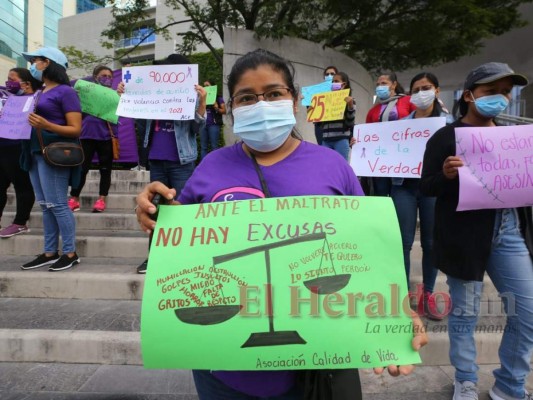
[306,89,349,123]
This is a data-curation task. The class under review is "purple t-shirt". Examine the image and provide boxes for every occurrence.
[205,96,224,126]
[148,120,180,162]
[178,141,363,397]
[30,85,81,152]
[81,114,117,141]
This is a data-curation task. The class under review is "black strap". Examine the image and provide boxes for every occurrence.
[250,153,271,198]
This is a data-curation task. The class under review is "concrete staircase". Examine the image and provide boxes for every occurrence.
[0,170,528,398]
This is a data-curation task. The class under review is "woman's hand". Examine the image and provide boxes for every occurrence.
[345,96,355,109]
[373,311,428,376]
[443,156,464,180]
[28,113,51,130]
[117,82,125,95]
[136,182,178,233]
[195,84,207,101]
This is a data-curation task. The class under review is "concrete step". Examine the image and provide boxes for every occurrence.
[85,169,150,182]
[0,229,149,258]
[0,256,145,300]
[6,192,138,211]
[0,362,530,399]
[81,179,149,194]
[3,210,140,231]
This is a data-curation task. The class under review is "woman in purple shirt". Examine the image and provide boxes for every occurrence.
[19,47,82,272]
[69,65,117,213]
[135,49,427,399]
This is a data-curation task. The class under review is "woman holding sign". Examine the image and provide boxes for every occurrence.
[392,72,454,320]
[0,68,40,238]
[19,47,82,271]
[68,65,117,213]
[136,49,427,400]
[421,62,533,400]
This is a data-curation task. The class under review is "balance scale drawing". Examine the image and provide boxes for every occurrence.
[174,232,352,348]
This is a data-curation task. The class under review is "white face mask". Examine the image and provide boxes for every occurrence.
[232,100,296,153]
[410,89,436,110]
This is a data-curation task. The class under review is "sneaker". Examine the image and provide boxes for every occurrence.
[0,224,30,238]
[68,198,80,212]
[21,253,60,270]
[49,253,80,271]
[92,199,106,213]
[453,381,478,400]
[130,165,147,171]
[137,259,148,274]
[423,292,445,321]
[490,386,532,400]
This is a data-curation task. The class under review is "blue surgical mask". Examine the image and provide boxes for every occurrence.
[473,94,509,118]
[375,85,391,100]
[331,82,343,91]
[233,100,296,153]
[29,64,43,81]
[324,74,334,82]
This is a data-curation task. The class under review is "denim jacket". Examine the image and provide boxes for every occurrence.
[143,110,206,165]
[391,110,454,186]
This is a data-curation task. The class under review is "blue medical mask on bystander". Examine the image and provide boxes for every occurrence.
[233,100,296,153]
[375,85,391,100]
[29,64,43,81]
[472,93,509,118]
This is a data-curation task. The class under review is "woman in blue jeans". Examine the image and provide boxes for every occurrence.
[200,79,225,159]
[421,62,533,400]
[392,72,454,320]
[19,47,82,272]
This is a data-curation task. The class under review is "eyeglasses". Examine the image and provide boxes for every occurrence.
[231,87,292,107]
[411,85,435,94]
[324,73,335,77]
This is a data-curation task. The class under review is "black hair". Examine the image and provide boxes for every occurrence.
[9,67,42,92]
[458,86,479,117]
[92,65,113,78]
[380,72,405,95]
[334,71,352,96]
[227,49,298,102]
[41,59,70,85]
[226,49,301,139]
[323,65,338,75]
[410,72,443,117]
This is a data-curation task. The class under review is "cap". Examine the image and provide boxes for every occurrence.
[22,47,68,69]
[153,54,190,65]
[463,62,528,90]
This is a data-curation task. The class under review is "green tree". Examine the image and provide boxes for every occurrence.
[95,0,531,72]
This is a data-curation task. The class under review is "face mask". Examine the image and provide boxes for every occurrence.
[331,82,343,91]
[375,85,390,100]
[410,89,436,110]
[97,76,113,87]
[324,74,334,82]
[5,80,23,94]
[472,94,509,118]
[233,100,296,153]
[29,64,43,81]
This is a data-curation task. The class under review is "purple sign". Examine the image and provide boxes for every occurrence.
[456,125,533,211]
[0,95,35,140]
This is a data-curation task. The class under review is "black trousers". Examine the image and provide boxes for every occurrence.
[70,139,113,197]
[0,144,35,225]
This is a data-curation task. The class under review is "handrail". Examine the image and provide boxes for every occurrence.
[495,114,533,125]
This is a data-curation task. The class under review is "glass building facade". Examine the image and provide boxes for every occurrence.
[77,0,102,14]
[0,0,27,67]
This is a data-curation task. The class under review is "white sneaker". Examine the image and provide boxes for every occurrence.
[130,165,146,171]
[453,381,478,400]
[490,385,532,400]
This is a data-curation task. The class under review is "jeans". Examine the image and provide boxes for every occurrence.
[200,124,221,159]
[321,138,350,161]
[447,208,533,398]
[391,180,438,293]
[149,160,195,199]
[0,144,35,225]
[28,154,76,253]
[192,370,303,400]
[71,139,113,197]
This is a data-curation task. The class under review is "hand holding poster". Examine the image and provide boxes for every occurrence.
[74,80,120,124]
[306,89,349,123]
[0,95,35,139]
[205,85,218,105]
[116,65,198,120]
[301,81,332,107]
[141,196,421,370]
[456,125,533,210]
[350,117,446,178]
